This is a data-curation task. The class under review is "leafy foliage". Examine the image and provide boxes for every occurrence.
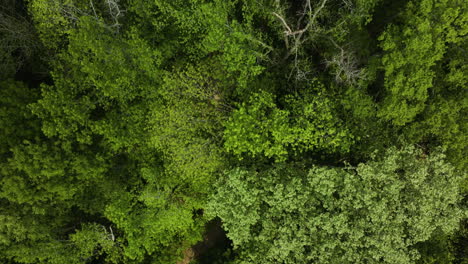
[377,0,467,125]
[224,80,353,161]
[0,0,466,263]
[209,146,465,264]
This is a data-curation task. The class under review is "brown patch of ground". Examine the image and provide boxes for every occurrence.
[177,247,195,264]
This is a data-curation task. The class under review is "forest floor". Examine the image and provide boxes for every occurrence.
[177,219,230,264]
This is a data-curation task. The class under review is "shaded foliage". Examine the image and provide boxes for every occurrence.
[0,0,466,263]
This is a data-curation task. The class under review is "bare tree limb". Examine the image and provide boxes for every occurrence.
[272,12,292,34]
[324,37,366,85]
[272,0,340,83]
[89,0,98,18]
[109,226,115,241]
[273,0,329,62]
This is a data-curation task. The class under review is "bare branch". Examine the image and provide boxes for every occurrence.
[272,12,292,34]
[109,226,115,241]
[324,37,366,85]
[294,0,328,41]
[89,0,98,18]
[272,12,291,49]
[273,0,329,60]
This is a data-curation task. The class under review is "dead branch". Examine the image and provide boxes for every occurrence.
[324,37,366,85]
[272,0,332,82]
[273,0,329,61]
[272,12,292,34]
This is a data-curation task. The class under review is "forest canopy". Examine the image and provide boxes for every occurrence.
[0,0,467,263]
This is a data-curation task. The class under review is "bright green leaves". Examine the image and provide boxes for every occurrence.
[64,17,161,103]
[69,223,119,263]
[0,140,109,212]
[30,16,160,151]
[224,81,353,161]
[2,0,466,263]
[224,90,290,160]
[285,87,353,153]
[149,62,228,194]
[28,0,127,50]
[209,146,464,264]
[1,221,119,264]
[27,0,73,50]
[378,0,467,125]
[103,188,205,263]
[143,61,234,262]
[207,168,264,247]
[30,81,95,144]
[201,11,265,91]
[399,16,468,170]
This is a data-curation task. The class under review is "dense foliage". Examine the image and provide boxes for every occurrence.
[209,147,463,264]
[0,0,466,263]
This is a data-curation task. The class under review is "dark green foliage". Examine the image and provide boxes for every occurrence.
[0,0,43,79]
[0,0,466,263]
[0,80,40,157]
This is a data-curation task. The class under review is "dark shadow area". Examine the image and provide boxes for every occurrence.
[366,0,409,38]
[193,218,234,264]
[1,0,51,87]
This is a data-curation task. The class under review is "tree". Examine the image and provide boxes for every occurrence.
[377,0,467,125]
[1,0,466,263]
[208,146,465,264]
[224,80,353,161]
[149,61,229,195]
[12,0,272,263]
[0,80,40,158]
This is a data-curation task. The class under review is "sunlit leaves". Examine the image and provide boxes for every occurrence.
[210,146,464,264]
